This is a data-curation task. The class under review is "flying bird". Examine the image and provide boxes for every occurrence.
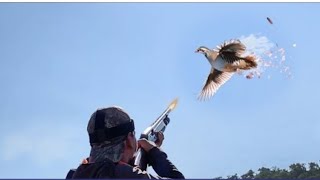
[195,39,258,101]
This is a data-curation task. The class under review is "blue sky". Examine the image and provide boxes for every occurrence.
[1,3,320,178]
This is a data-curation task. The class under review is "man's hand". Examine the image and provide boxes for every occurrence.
[155,131,164,147]
[138,131,165,152]
[138,139,156,152]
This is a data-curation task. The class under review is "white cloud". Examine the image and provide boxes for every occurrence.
[1,122,85,165]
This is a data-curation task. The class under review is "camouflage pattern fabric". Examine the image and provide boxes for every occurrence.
[87,106,132,162]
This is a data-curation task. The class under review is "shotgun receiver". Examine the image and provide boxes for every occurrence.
[133,98,178,170]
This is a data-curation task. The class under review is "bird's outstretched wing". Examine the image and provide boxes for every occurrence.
[216,39,246,64]
[198,68,233,101]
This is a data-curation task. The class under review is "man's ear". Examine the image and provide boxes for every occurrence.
[125,132,135,149]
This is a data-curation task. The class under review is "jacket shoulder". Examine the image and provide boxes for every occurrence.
[70,160,116,178]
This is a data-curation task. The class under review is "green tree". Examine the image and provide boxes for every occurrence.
[255,167,273,179]
[307,162,320,179]
[289,163,307,178]
[213,176,223,179]
[227,173,239,179]
[241,169,254,179]
[267,166,290,179]
[224,161,320,179]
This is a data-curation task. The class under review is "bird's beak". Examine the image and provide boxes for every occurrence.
[195,49,199,53]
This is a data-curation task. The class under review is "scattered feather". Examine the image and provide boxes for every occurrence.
[267,17,273,24]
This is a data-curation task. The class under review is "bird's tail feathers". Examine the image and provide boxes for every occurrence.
[243,55,258,69]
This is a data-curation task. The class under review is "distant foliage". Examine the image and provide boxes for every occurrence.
[215,161,320,179]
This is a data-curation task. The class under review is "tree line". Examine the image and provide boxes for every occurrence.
[214,161,320,179]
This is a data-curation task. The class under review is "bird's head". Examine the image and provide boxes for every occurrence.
[195,46,210,55]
